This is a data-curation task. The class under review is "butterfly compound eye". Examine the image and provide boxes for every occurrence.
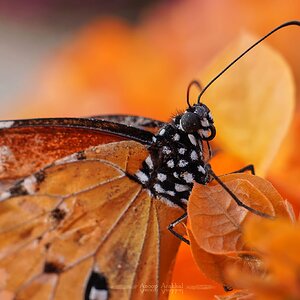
[180,112,201,133]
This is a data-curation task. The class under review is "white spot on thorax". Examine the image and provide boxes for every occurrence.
[180,198,188,204]
[200,129,210,138]
[201,118,209,127]
[162,146,171,155]
[166,190,175,196]
[136,171,149,184]
[182,172,194,183]
[154,184,165,193]
[157,173,167,182]
[178,160,188,167]
[190,150,198,161]
[178,148,187,155]
[167,160,174,168]
[197,165,205,174]
[173,133,180,141]
[173,172,179,178]
[188,134,197,146]
[145,156,154,169]
[0,121,14,129]
[175,183,190,192]
[159,128,166,136]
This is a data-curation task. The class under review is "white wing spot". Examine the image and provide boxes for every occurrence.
[0,191,11,201]
[0,121,14,129]
[89,287,108,300]
[23,175,37,194]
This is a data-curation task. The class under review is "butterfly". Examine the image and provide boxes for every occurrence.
[0,20,299,300]
[0,97,217,300]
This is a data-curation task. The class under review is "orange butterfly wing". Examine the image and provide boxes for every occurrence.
[0,116,156,192]
[0,140,183,300]
[0,123,125,181]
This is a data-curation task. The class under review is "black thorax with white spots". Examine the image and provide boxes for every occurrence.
[134,103,215,208]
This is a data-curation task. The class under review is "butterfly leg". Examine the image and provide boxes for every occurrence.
[168,212,190,245]
[231,164,255,175]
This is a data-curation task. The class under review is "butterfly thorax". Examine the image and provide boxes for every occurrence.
[134,103,215,208]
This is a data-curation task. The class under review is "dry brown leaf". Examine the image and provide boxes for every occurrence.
[189,174,272,254]
[187,173,295,288]
[222,219,300,300]
[187,229,263,288]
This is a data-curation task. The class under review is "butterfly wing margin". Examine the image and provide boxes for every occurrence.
[91,115,165,134]
[0,118,154,182]
[0,140,183,300]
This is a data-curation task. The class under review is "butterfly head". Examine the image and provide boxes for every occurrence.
[178,103,216,140]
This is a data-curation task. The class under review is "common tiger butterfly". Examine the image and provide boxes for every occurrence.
[0,20,299,300]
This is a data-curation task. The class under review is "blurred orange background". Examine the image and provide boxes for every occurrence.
[1,0,300,299]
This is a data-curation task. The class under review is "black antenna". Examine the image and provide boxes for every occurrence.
[197,20,300,103]
[186,80,202,108]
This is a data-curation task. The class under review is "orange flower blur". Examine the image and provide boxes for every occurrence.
[221,218,300,300]
[10,1,300,299]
